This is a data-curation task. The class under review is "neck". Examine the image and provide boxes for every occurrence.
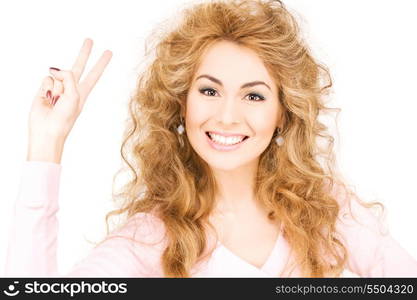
[211,159,260,215]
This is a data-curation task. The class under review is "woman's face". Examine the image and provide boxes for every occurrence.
[185,40,282,171]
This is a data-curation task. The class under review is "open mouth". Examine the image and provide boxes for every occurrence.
[205,131,249,146]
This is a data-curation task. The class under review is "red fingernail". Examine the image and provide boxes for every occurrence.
[46,90,52,99]
[49,67,61,71]
[52,95,60,105]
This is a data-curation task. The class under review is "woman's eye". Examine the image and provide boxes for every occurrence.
[247,93,265,102]
[198,88,265,102]
[199,88,218,97]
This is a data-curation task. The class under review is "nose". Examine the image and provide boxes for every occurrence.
[215,96,241,125]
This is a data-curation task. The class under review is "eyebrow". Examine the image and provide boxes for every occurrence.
[195,74,271,91]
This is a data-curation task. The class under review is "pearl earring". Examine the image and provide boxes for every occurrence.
[177,123,184,135]
[275,127,284,146]
[177,116,185,147]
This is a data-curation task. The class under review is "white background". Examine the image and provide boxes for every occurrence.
[1,0,416,275]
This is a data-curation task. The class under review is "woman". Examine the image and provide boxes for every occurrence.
[5,0,417,277]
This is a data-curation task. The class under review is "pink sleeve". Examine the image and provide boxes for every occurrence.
[4,161,165,277]
[333,184,417,277]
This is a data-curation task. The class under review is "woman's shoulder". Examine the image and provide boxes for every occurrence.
[108,211,167,248]
[68,211,168,277]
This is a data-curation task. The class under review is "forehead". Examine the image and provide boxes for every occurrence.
[193,41,275,88]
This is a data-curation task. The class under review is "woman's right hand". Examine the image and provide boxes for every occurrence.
[27,38,112,163]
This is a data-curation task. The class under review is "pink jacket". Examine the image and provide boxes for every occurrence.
[4,161,417,277]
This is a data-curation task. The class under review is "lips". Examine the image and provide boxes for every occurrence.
[205,132,249,142]
[205,131,249,151]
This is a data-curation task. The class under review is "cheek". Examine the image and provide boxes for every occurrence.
[185,95,210,130]
[247,104,279,137]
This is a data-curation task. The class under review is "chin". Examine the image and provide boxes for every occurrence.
[207,161,243,172]
[201,153,258,172]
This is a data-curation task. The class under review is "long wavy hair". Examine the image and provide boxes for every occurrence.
[103,0,385,277]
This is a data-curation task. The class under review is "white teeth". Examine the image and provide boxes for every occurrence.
[208,132,245,145]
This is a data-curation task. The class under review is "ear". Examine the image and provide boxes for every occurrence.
[181,103,187,119]
[276,110,285,130]
[179,106,186,122]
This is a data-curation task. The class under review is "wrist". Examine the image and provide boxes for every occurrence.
[27,136,65,164]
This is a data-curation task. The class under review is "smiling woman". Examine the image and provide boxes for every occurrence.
[5,0,417,278]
